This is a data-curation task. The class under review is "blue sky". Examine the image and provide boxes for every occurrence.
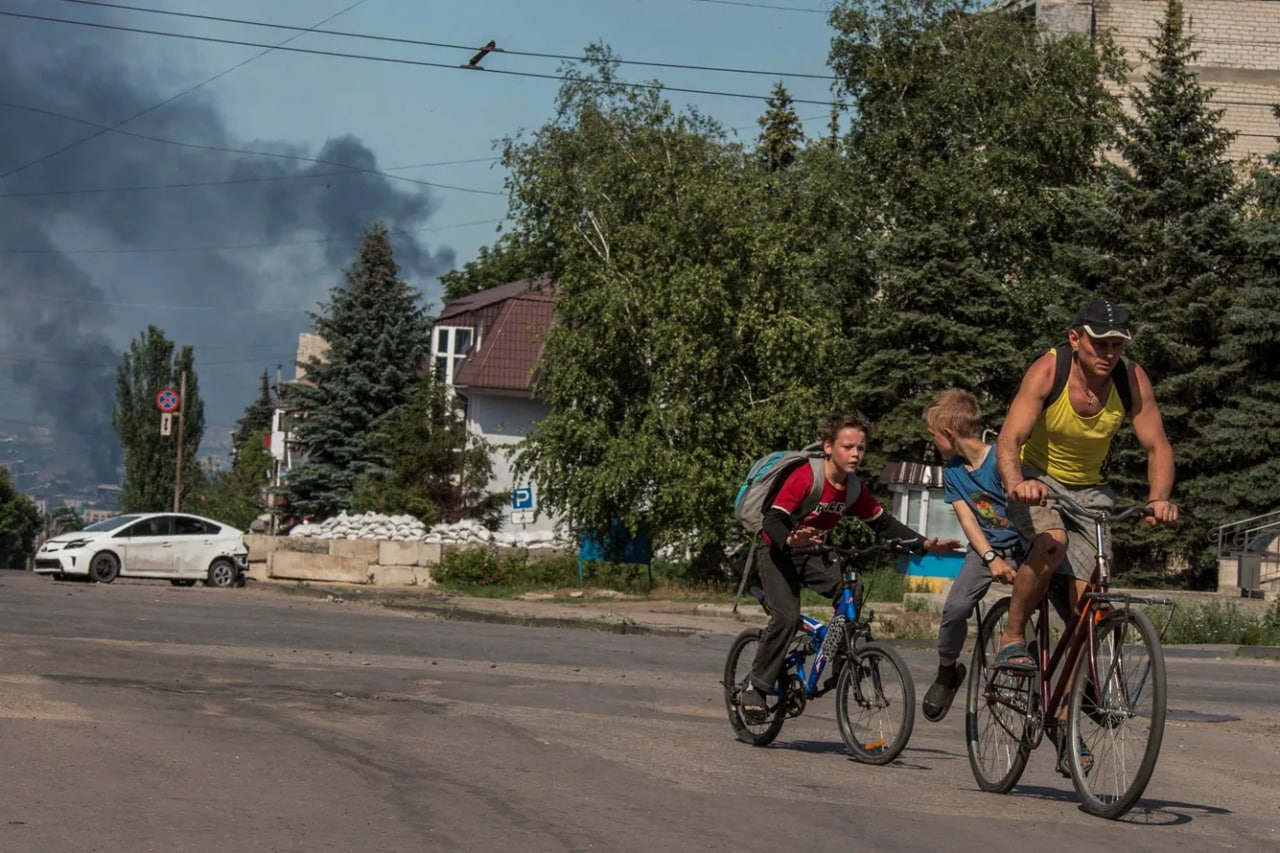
[177,0,841,285]
[0,0,844,464]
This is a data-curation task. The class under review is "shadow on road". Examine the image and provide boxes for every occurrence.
[1012,784,1230,825]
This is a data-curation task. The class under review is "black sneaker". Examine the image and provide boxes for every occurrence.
[740,687,769,724]
[922,663,966,723]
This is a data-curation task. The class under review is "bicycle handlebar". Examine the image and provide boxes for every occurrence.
[1044,492,1155,524]
[790,538,918,561]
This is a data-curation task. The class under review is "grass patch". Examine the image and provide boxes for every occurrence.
[433,548,708,599]
[863,568,907,603]
[1152,598,1280,646]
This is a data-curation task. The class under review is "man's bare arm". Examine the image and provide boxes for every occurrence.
[1127,363,1178,522]
[997,354,1056,500]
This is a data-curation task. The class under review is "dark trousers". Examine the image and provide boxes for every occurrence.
[748,545,842,693]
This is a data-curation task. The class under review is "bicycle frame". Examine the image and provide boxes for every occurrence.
[982,499,1172,742]
[780,571,866,698]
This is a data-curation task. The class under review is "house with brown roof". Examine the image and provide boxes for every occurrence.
[433,277,559,536]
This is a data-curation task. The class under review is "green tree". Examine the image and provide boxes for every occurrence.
[196,370,274,529]
[351,371,498,525]
[44,505,83,536]
[506,47,867,572]
[438,232,552,303]
[1053,0,1243,572]
[757,81,804,171]
[112,326,206,512]
[1191,108,1280,572]
[828,0,1124,459]
[0,469,42,568]
[284,222,432,519]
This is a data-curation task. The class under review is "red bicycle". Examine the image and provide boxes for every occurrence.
[965,494,1173,819]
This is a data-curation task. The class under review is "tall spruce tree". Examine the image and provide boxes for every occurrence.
[112,326,206,512]
[284,222,432,519]
[828,0,1123,459]
[1053,0,1242,573]
[757,81,804,171]
[1194,109,1280,569]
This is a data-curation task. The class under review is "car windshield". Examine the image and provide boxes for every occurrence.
[82,515,141,532]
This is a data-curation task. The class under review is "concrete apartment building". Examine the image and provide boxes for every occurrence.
[1018,0,1280,160]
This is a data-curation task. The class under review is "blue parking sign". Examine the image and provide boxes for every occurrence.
[512,486,535,510]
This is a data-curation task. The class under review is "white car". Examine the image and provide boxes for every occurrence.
[35,512,249,588]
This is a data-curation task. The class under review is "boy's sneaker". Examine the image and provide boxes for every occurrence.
[739,686,769,724]
[922,663,966,723]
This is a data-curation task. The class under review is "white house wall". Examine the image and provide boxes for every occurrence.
[465,391,560,536]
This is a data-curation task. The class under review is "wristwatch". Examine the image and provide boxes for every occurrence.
[980,549,998,566]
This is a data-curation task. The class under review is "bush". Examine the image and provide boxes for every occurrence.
[434,547,578,592]
[1154,599,1280,646]
[863,568,906,603]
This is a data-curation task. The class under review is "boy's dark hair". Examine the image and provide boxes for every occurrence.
[924,389,983,438]
[819,411,873,444]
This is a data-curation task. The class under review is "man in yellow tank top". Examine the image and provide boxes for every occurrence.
[994,298,1179,673]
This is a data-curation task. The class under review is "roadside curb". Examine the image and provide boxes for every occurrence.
[381,600,714,638]
[1234,645,1280,661]
[243,580,1280,656]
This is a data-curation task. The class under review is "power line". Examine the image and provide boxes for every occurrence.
[0,218,501,256]
[61,0,834,80]
[0,157,500,199]
[0,101,507,196]
[0,9,843,108]
[693,0,831,12]
[1,0,373,180]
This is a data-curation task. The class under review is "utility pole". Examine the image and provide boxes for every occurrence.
[173,371,186,512]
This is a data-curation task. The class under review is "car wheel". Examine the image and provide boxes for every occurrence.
[89,552,120,584]
[205,558,238,588]
[170,579,197,587]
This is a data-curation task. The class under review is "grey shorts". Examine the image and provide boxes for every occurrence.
[1006,465,1116,582]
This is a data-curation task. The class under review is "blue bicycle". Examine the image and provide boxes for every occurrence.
[723,540,916,764]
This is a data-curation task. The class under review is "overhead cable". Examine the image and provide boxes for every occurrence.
[0,10,843,108]
[60,0,834,80]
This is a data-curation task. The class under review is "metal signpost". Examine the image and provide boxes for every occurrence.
[511,486,535,525]
[155,376,185,512]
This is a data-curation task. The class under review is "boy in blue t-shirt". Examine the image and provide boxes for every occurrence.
[920,389,1023,722]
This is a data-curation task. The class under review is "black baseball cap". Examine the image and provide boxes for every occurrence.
[1074,298,1131,340]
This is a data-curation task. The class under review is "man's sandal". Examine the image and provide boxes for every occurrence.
[993,642,1038,674]
[922,663,966,723]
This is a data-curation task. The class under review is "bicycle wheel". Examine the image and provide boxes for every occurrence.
[966,596,1034,793]
[835,641,915,765]
[723,629,787,746]
[1066,608,1166,819]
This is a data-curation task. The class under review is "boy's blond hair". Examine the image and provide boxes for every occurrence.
[924,388,983,439]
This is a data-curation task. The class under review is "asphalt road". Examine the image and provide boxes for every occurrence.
[1,571,1276,852]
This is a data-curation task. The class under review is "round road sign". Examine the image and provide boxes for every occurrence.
[155,387,181,413]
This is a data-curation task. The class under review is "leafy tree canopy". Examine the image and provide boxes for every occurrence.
[507,46,871,571]
[112,326,205,513]
[0,469,41,568]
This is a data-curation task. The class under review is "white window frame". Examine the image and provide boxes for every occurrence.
[433,325,475,386]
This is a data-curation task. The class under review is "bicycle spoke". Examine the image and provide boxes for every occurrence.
[1067,609,1166,818]
[837,643,914,765]
[966,597,1033,793]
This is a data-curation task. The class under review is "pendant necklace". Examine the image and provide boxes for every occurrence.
[1074,355,1098,408]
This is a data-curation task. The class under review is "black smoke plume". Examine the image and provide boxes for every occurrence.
[0,4,455,486]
